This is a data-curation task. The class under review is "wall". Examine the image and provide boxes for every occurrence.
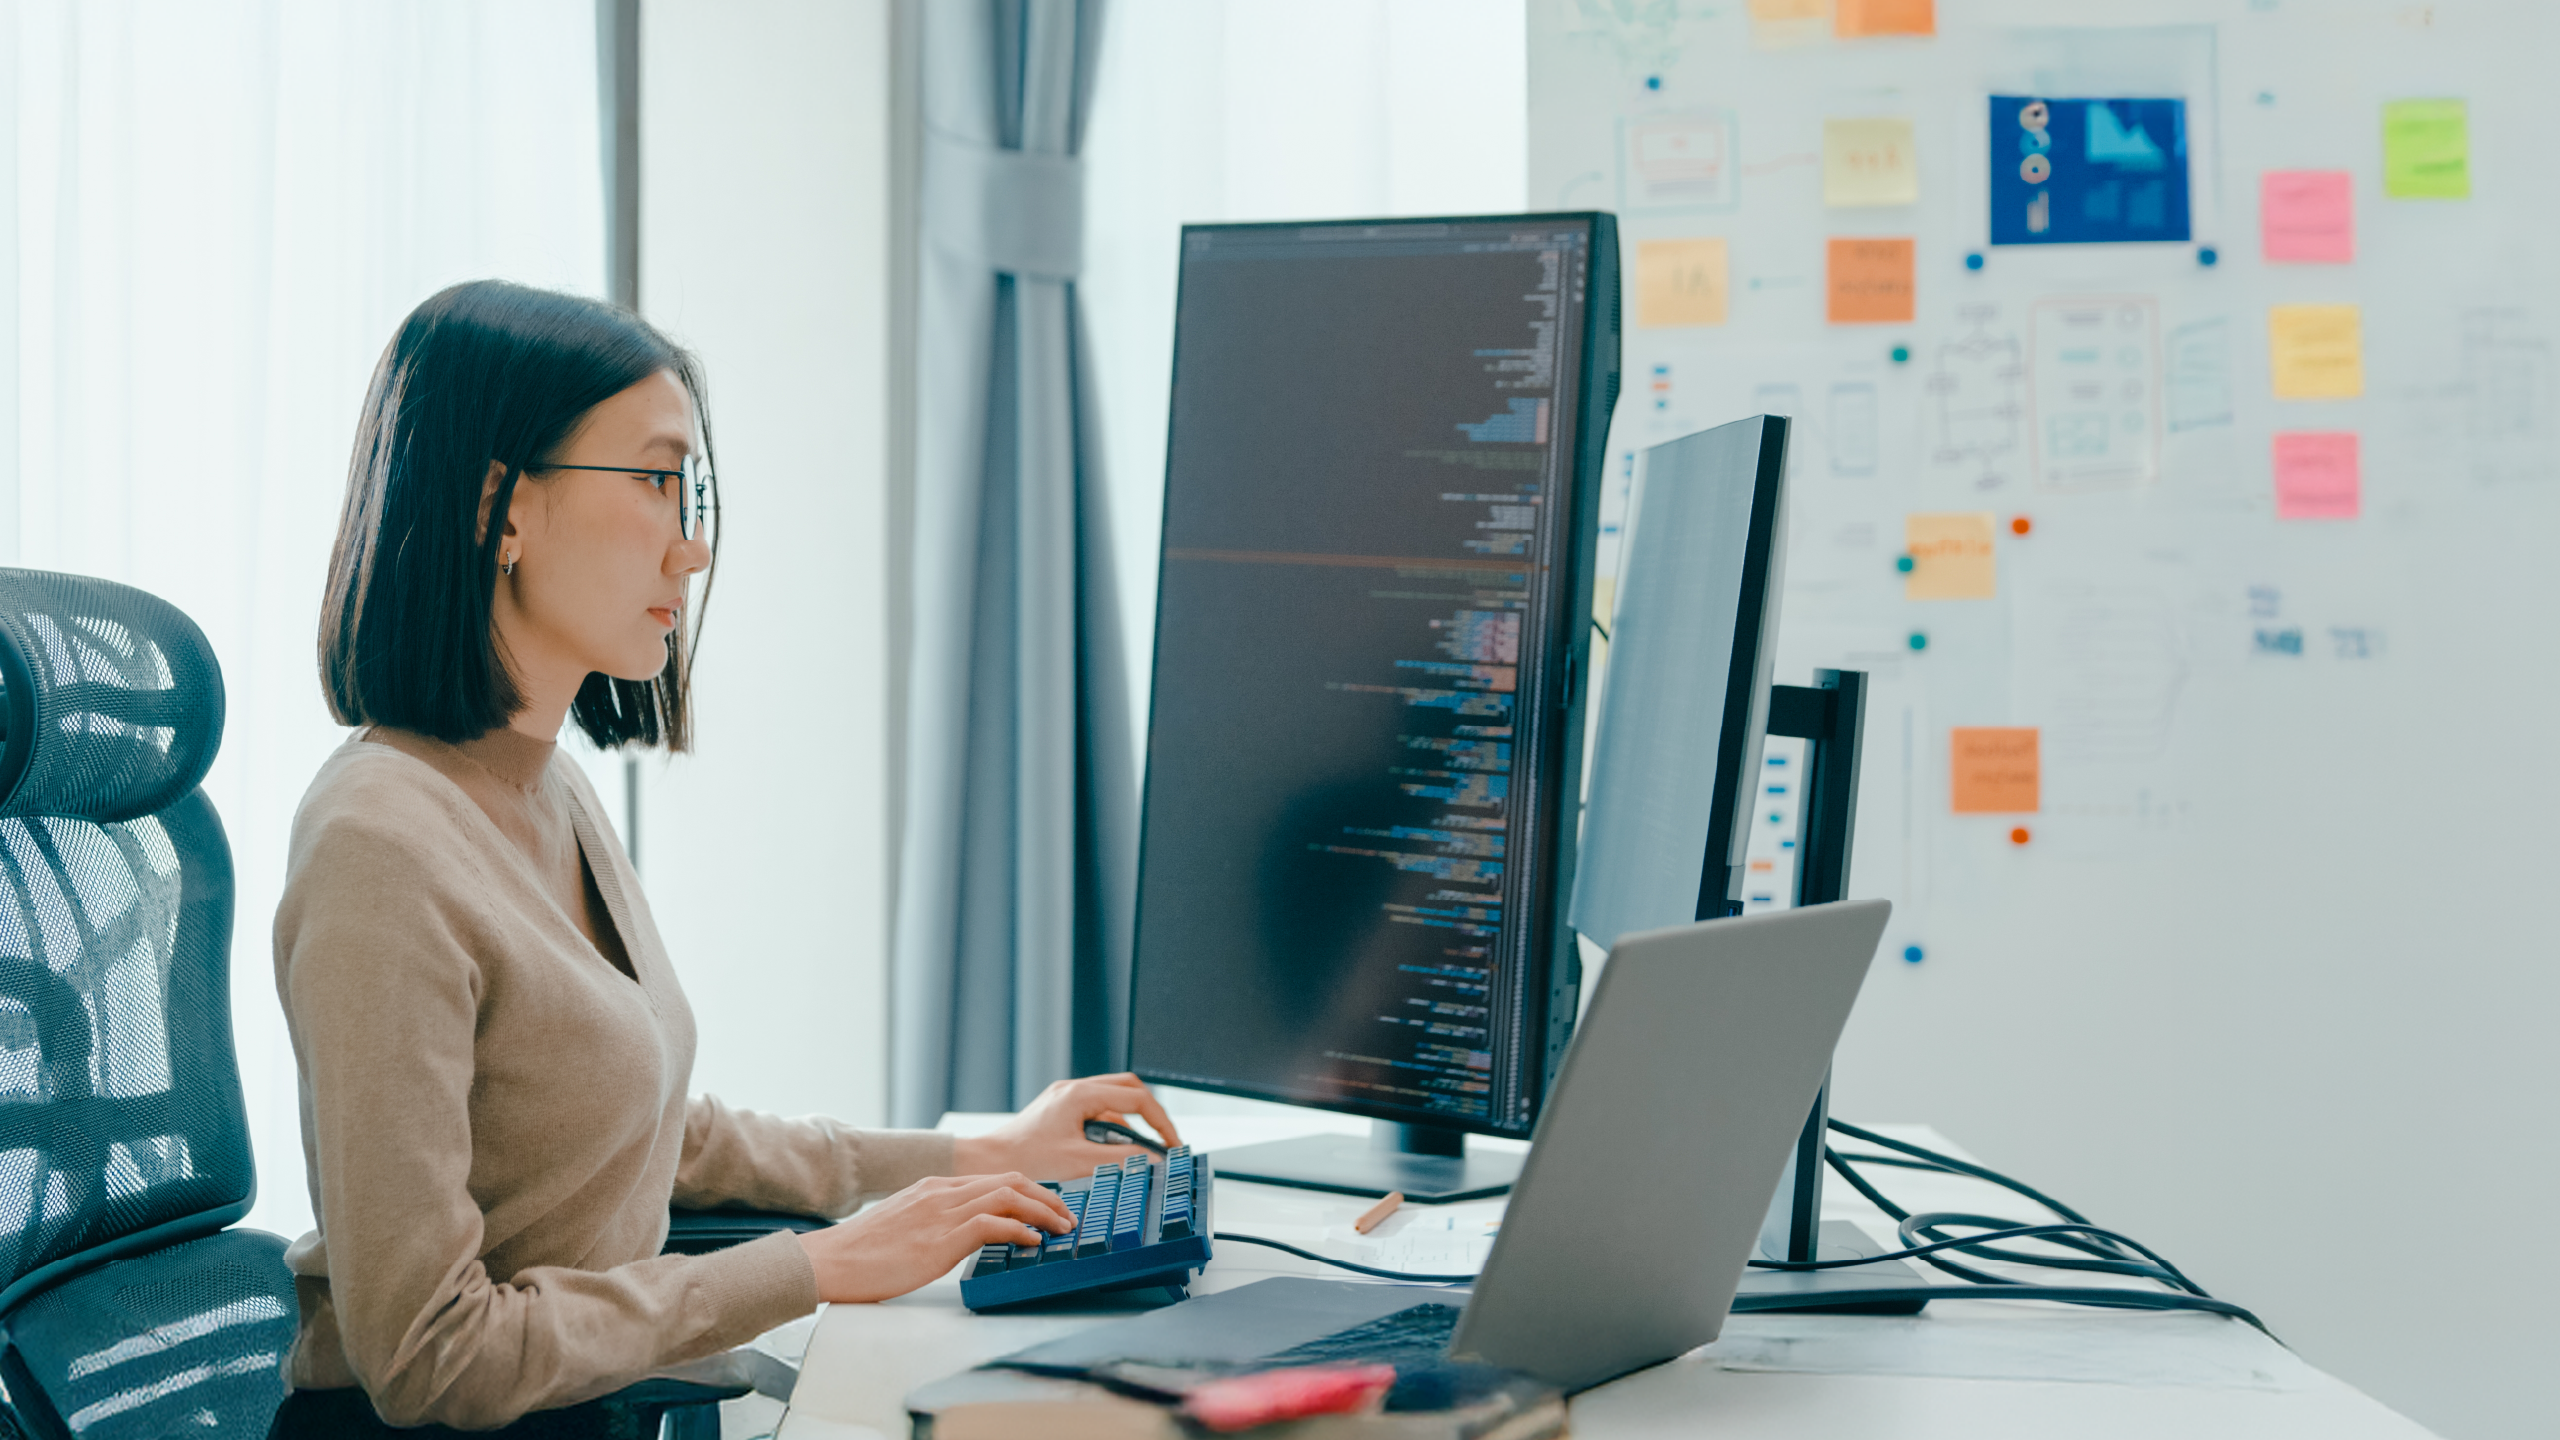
[638,0,896,1127]
[1528,3,2556,1436]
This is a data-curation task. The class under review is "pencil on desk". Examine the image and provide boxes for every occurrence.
[1353,1191,1404,1234]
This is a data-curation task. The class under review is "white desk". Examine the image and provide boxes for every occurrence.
[771,1112,2437,1440]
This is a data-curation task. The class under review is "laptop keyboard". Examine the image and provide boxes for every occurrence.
[1262,1303,1465,1365]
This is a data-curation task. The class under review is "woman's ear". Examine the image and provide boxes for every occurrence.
[476,460,509,546]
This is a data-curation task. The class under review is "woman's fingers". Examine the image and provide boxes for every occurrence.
[973,1183,1081,1234]
[1081,1076,1184,1148]
[960,1210,1047,1249]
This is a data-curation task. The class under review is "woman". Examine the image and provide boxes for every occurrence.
[271,280,1174,1434]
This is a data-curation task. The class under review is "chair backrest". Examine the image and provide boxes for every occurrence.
[0,569,243,1317]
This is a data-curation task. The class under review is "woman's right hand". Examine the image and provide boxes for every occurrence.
[795,1172,1075,1304]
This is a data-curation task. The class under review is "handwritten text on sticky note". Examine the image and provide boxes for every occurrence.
[1951,728,2039,813]
[1824,118,1919,207]
[1635,238,1730,327]
[2383,99,2469,199]
[2273,431,2361,519]
[2269,304,2363,399]
[1837,0,1934,37]
[1828,237,1915,323]
[1904,512,1996,600]
[2261,170,2353,263]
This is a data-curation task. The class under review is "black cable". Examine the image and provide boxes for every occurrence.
[1215,1231,1476,1284]
[1829,1140,2154,1276]
[1591,618,1610,642]
[1746,1219,2188,1290]
[1827,1119,2093,1226]
[1814,1130,2278,1339]
[1902,1210,2200,1292]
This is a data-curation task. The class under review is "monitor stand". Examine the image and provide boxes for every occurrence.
[1211,1120,1522,1203]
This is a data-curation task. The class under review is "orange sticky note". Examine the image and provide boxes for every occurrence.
[1903,512,1995,599]
[2269,304,2363,399]
[1837,0,1934,37]
[2273,431,2360,519]
[1828,237,1915,323]
[2261,171,2353,264]
[1951,728,2039,814]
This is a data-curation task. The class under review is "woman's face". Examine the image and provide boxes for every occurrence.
[494,368,712,687]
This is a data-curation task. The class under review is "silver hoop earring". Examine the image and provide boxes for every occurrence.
[501,556,515,576]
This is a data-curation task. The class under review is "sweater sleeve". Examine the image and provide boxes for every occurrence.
[279,808,820,1430]
[674,1095,955,1218]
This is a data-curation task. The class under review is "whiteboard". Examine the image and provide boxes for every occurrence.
[1530,4,2559,1438]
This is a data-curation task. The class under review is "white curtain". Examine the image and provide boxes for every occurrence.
[5,0,607,1242]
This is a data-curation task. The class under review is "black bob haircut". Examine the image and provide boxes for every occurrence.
[320,279,720,751]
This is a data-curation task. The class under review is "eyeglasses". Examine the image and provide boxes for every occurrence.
[537,456,716,543]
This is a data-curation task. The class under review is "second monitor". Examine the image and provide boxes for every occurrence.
[1126,214,1617,1201]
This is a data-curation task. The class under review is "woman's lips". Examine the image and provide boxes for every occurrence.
[649,607,678,628]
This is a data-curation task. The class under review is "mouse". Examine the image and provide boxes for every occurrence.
[1084,1118,1167,1154]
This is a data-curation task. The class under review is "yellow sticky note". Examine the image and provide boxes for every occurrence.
[1635,238,1729,327]
[1903,512,1995,599]
[1837,0,1934,38]
[1749,0,1831,48]
[1824,118,1918,207]
[2268,304,2364,399]
[2382,99,2469,199]
[1950,728,2039,813]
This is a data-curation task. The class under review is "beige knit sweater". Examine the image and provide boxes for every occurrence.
[272,727,952,1429]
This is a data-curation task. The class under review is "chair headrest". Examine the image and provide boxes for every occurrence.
[0,569,224,823]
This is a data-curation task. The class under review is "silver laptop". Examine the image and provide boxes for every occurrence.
[995,899,1892,1393]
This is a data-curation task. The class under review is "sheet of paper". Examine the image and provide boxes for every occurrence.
[1989,96,2191,246]
[1950,727,2040,813]
[1823,117,1919,206]
[2260,170,2353,263]
[2268,304,2363,399]
[1635,238,1730,327]
[2028,295,2161,490]
[2166,316,2233,432]
[1836,0,1934,37]
[2272,431,2360,519]
[1748,0,1831,49]
[1904,512,1996,600]
[1827,237,1914,323]
[2383,99,2469,199]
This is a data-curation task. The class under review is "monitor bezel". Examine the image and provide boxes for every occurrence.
[1123,210,1621,1142]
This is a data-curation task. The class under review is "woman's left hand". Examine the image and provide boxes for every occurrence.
[951,1073,1184,1181]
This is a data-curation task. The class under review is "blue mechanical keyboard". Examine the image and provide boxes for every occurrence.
[959,1147,1215,1311]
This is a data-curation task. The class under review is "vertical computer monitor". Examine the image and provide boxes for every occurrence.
[1127,214,1620,1201]
[1568,415,1791,951]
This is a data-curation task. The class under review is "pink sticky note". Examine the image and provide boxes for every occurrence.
[2261,171,2354,264]
[2273,432,2360,519]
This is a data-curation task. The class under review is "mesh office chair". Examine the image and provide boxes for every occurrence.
[0,570,743,1440]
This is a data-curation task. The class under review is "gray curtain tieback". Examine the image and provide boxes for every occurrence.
[924,128,1083,279]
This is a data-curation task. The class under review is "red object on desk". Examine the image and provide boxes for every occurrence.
[1183,1364,1398,1432]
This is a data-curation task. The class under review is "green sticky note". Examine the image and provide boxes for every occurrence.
[2383,99,2470,199]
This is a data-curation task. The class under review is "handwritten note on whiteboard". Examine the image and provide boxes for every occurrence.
[2382,99,2470,199]
[1837,0,1934,38]
[1824,118,1919,207]
[2273,432,2361,519]
[2261,171,2353,263]
[1828,237,1916,323]
[1951,728,2040,813]
[1904,512,1997,600]
[1635,238,1730,327]
[2269,305,2364,399]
